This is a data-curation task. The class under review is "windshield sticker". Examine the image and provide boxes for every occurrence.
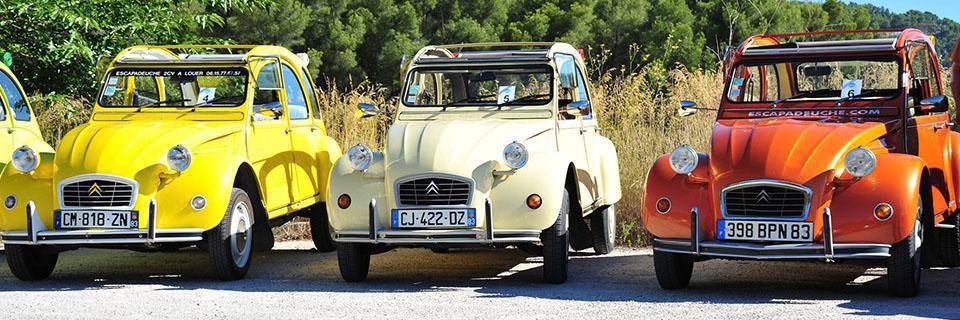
[112,69,246,77]
[732,77,744,86]
[103,86,117,96]
[728,89,741,99]
[498,86,516,104]
[197,87,216,103]
[406,84,420,104]
[841,79,863,98]
[107,77,119,85]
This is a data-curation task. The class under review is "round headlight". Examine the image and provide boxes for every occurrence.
[347,144,373,171]
[167,145,192,172]
[844,147,876,178]
[11,146,38,173]
[503,141,528,169]
[668,145,698,175]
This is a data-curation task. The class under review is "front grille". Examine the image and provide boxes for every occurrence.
[723,182,809,218]
[397,176,471,206]
[62,179,135,208]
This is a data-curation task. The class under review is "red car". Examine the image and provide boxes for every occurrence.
[642,29,958,297]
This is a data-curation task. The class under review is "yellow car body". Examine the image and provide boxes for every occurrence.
[0,62,54,167]
[0,45,340,280]
[328,43,622,283]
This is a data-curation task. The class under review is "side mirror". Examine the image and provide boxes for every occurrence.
[358,103,379,118]
[562,100,591,117]
[919,95,949,113]
[678,100,699,117]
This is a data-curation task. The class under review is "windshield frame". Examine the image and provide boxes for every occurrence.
[399,63,555,109]
[722,55,904,107]
[96,66,251,109]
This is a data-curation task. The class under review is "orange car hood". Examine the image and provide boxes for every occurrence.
[710,118,890,186]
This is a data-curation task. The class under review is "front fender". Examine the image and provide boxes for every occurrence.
[641,153,713,239]
[326,152,387,231]
[487,151,572,231]
[0,152,55,230]
[315,135,343,202]
[594,135,622,204]
[830,153,925,244]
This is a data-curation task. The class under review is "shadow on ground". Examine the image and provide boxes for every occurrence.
[0,244,958,318]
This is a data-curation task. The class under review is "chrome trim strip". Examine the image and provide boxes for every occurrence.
[691,207,700,255]
[334,229,541,244]
[393,172,475,208]
[1,228,204,245]
[485,199,493,240]
[57,174,140,210]
[148,199,157,241]
[369,199,378,241]
[653,238,891,260]
[823,208,834,260]
[720,179,813,221]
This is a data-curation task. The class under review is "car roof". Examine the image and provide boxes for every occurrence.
[109,45,309,68]
[410,42,583,66]
[735,28,933,58]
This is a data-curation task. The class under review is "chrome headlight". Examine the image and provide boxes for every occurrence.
[347,144,373,171]
[503,141,528,169]
[11,146,38,173]
[166,145,192,172]
[844,147,876,177]
[668,145,698,175]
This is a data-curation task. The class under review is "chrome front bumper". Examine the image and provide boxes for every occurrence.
[333,199,542,244]
[1,200,204,245]
[652,207,891,260]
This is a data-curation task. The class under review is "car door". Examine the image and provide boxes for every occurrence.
[553,54,596,210]
[572,60,604,208]
[905,40,953,216]
[247,60,298,215]
[280,63,323,205]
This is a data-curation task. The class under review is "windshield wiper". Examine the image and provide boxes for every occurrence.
[771,89,834,108]
[440,94,497,111]
[191,95,246,110]
[497,93,551,109]
[137,99,191,111]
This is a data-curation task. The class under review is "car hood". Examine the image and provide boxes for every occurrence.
[55,120,242,179]
[710,118,889,186]
[384,119,553,178]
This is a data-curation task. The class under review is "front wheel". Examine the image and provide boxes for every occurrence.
[337,243,372,282]
[541,189,570,284]
[590,205,616,255]
[5,244,59,281]
[653,250,695,289]
[887,194,924,297]
[309,204,336,252]
[206,188,255,281]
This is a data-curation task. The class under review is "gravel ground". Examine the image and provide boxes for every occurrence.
[0,241,957,319]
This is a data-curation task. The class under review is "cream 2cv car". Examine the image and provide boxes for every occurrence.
[328,42,622,283]
[0,45,341,281]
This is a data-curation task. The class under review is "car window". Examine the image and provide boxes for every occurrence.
[300,68,321,120]
[281,64,309,120]
[574,64,593,120]
[0,87,7,121]
[253,62,282,121]
[0,71,29,121]
[908,41,940,108]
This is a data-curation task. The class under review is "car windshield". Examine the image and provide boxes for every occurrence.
[402,66,553,107]
[98,68,248,108]
[726,58,901,104]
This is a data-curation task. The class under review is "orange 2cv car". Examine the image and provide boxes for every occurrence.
[642,29,958,297]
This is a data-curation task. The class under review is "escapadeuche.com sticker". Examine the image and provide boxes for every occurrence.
[112,69,247,77]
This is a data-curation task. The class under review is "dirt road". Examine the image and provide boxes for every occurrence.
[0,241,957,319]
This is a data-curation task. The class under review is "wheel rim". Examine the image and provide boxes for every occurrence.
[230,201,253,267]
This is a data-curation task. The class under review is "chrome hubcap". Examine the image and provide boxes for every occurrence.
[230,201,252,267]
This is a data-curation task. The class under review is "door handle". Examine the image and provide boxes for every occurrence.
[284,128,292,134]
[934,123,947,130]
[310,126,319,132]
[6,128,13,134]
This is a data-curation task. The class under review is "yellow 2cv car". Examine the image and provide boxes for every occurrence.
[327,42,622,284]
[0,61,54,169]
[0,45,341,280]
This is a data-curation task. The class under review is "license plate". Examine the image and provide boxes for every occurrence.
[55,210,139,229]
[717,219,813,242]
[391,208,477,228]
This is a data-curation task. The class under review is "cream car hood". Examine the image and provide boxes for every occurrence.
[385,119,554,177]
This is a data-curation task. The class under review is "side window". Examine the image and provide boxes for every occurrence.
[0,71,29,121]
[281,64,309,120]
[573,65,592,120]
[253,62,282,120]
[908,42,939,107]
[735,65,779,102]
[554,54,579,120]
[0,88,6,121]
[133,77,159,106]
[300,68,321,120]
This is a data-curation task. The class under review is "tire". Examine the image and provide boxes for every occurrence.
[653,250,695,290]
[590,205,616,255]
[937,211,960,267]
[337,243,372,282]
[309,204,336,253]
[5,244,58,281]
[887,193,924,297]
[206,188,255,281]
[541,189,570,284]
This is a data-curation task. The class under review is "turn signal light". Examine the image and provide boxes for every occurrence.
[526,194,542,209]
[874,203,893,221]
[656,197,671,214]
[337,194,352,209]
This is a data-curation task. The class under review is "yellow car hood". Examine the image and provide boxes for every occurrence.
[55,120,242,178]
